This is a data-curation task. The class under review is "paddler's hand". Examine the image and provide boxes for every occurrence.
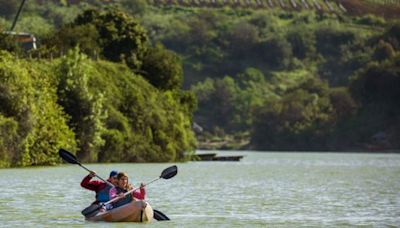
[127,184,133,190]
[140,183,145,189]
[89,171,96,177]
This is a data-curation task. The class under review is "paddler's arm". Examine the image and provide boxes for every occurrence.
[132,183,146,200]
[80,171,101,191]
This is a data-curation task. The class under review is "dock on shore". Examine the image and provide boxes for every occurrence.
[195,153,244,161]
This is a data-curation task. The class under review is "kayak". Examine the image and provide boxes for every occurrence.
[85,200,154,223]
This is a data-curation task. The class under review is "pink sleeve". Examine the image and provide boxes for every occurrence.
[132,187,146,200]
[109,187,117,199]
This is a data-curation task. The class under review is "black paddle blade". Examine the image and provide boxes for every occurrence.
[58,148,79,165]
[81,204,102,217]
[153,209,170,221]
[160,165,177,179]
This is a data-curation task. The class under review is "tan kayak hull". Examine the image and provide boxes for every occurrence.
[86,200,153,223]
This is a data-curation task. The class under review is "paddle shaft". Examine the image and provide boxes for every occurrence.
[59,149,114,187]
[62,149,175,221]
[104,165,177,205]
[82,177,161,216]
[103,176,161,206]
[78,163,114,187]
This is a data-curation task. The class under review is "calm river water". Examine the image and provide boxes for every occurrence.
[0,151,399,227]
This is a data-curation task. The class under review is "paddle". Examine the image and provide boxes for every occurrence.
[82,165,178,220]
[58,148,114,187]
[154,209,170,221]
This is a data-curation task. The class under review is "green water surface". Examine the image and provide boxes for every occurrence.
[0,151,399,227]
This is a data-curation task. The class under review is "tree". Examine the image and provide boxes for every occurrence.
[141,44,183,91]
[315,27,355,57]
[57,47,107,162]
[44,24,100,57]
[0,51,76,166]
[235,68,270,129]
[350,57,400,108]
[286,27,316,60]
[0,115,18,167]
[72,9,149,70]
[257,36,292,69]
[251,78,333,150]
[384,22,400,50]
[192,76,238,133]
[329,87,358,121]
[373,40,395,62]
[227,22,260,57]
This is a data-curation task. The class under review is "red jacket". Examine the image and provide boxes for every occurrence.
[80,175,108,193]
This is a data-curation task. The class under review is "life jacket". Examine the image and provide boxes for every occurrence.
[96,184,113,202]
[112,187,133,208]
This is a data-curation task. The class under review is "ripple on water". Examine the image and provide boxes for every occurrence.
[0,152,400,227]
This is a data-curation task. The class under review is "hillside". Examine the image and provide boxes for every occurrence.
[142,0,400,18]
[1,0,400,157]
[0,7,197,167]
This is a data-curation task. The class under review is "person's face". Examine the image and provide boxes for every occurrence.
[111,176,118,185]
[118,176,128,188]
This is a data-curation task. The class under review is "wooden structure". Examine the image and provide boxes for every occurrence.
[196,153,244,161]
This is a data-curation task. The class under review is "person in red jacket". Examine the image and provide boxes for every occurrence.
[81,170,118,204]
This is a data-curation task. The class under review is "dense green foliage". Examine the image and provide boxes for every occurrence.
[0,48,196,167]
[158,9,399,150]
[141,44,184,90]
[56,47,107,162]
[1,0,400,160]
[0,51,76,167]
[0,6,196,167]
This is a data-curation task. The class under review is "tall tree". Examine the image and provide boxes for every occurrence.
[141,44,183,91]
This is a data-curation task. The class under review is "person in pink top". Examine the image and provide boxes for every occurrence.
[109,172,146,208]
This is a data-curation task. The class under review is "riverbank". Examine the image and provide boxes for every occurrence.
[196,134,400,153]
